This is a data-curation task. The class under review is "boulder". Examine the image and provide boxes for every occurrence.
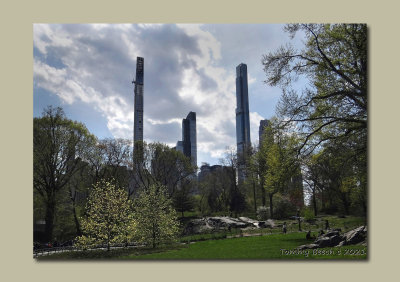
[183,218,213,235]
[324,230,341,238]
[207,217,251,229]
[239,217,259,227]
[341,226,367,246]
[258,219,275,228]
[297,243,319,250]
[297,225,368,250]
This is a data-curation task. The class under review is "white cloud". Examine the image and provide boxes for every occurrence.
[34,24,274,165]
[250,111,265,146]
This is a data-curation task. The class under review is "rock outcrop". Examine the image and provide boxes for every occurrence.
[183,216,275,235]
[298,226,367,250]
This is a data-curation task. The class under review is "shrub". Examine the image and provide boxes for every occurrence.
[257,206,270,220]
[303,207,315,222]
[273,194,297,219]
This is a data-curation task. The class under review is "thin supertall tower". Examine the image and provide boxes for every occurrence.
[133,57,144,143]
[235,63,251,182]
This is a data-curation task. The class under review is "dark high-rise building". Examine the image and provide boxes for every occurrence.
[133,57,144,143]
[235,63,251,182]
[236,63,251,156]
[182,111,197,168]
[175,141,184,153]
[259,119,270,147]
[176,112,197,168]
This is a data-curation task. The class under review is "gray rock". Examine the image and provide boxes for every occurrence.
[238,217,259,227]
[314,237,332,248]
[207,217,250,229]
[298,243,319,250]
[324,230,341,237]
[341,226,367,246]
[183,218,213,234]
[258,219,275,228]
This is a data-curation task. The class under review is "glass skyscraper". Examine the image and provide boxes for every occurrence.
[176,112,197,168]
[259,119,270,147]
[235,63,251,160]
[235,63,251,182]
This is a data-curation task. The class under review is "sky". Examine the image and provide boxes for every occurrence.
[33,24,306,166]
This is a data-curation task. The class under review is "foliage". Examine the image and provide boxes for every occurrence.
[262,24,367,156]
[130,142,196,197]
[34,106,96,241]
[133,184,179,248]
[173,180,196,218]
[272,194,298,219]
[256,206,270,221]
[258,119,301,218]
[75,180,135,251]
[303,207,315,222]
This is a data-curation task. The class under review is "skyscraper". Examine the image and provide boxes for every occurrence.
[177,111,197,168]
[236,63,251,156]
[235,63,251,181]
[133,57,144,143]
[259,119,270,147]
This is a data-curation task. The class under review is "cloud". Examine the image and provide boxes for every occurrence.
[34,24,269,165]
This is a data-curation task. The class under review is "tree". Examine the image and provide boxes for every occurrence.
[259,119,300,218]
[33,106,96,241]
[130,142,196,197]
[173,178,195,218]
[304,141,366,216]
[262,24,367,156]
[133,184,179,248]
[220,147,246,217]
[75,179,135,251]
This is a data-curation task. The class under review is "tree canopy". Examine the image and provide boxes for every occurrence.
[34,106,96,241]
[75,179,135,251]
[262,24,367,156]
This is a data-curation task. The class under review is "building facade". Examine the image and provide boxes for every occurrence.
[235,63,251,182]
[176,111,197,168]
[259,119,270,148]
[133,57,144,143]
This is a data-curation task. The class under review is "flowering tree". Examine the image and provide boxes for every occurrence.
[133,184,179,248]
[75,179,135,251]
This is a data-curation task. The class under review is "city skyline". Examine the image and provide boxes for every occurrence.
[33,24,307,166]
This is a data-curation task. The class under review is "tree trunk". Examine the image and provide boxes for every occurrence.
[269,193,274,219]
[312,188,318,216]
[260,177,266,207]
[70,189,82,236]
[44,195,56,242]
[341,192,350,215]
[72,201,82,236]
[252,180,257,216]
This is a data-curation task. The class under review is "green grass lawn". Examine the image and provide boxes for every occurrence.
[37,216,367,260]
[120,232,367,260]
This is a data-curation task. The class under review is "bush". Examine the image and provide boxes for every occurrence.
[257,206,270,220]
[303,207,315,222]
[273,194,297,219]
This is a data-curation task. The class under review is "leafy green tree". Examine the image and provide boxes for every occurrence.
[262,24,367,156]
[173,179,195,218]
[259,119,300,218]
[133,183,179,248]
[221,147,247,217]
[75,179,135,251]
[34,106,96,241]
[130,142,196,197]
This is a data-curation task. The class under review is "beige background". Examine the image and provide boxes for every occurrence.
[0,0,397,281]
